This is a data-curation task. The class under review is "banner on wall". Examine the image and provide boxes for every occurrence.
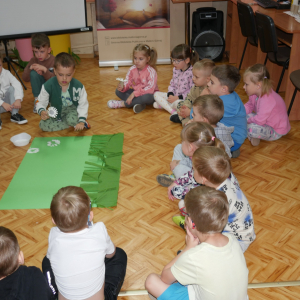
[95,0,170,67]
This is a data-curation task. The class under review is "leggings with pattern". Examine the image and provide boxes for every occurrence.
[247,113,282,141]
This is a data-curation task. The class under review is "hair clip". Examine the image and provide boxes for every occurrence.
[212,136,215,141]
[144,45,149,49]
[264,76,267,79]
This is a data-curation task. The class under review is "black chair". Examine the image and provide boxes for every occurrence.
[255,12,290,93]
[287,69,300,116]
[237,0,258,70]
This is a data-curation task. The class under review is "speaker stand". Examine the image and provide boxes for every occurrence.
[1,39,27,90]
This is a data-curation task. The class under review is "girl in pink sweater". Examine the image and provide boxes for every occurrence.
[153,44,198,115]
[107,44,158,114]
[243,64,290,146]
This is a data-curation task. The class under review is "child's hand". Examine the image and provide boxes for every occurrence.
[201,87,211,96]
[40,110,50,120]
[170,160,180,171]
[179,106,191,118]
[185,225,200,249]
[168,182,177,201]
[117,83,124,91]
[1,102,13,112]
[30,64,47,75]
[74,122,84,131]
[167,95,178,103]
[12,99,22,109]
[126,92,134,105]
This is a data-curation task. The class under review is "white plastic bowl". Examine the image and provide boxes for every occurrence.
[10,133,31,147]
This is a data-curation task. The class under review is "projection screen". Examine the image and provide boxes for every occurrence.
[1,0,91,40]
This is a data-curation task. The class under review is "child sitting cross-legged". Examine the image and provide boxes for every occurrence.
[43,186,127,300]
[207,65,247,158]
[153,44,198,115]
[156,122,226,187]
[169,147,256,253]
[171,59,215,125]
[145,186,249,300]
[36,52,90,132]
[107,43,158,114]
[190,94,234,157]
[243,64,290,146]
[0,226,52,299]
[0,56,27,128]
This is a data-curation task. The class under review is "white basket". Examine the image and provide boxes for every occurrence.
[10,133,31,147]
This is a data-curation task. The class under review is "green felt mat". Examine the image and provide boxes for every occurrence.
[0,134,124,210]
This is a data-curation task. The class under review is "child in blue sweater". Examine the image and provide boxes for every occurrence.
[207,65,247,158]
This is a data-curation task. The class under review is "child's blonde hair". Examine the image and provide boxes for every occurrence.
[51,186,90,233]
[181,122,225,151]
[192,147,232,185]
[244,64,272,96]
[132,44,157,70]
[193,58,215,76]
[171,44,199,66]
[185,186,229,233]
[193,95,224,125]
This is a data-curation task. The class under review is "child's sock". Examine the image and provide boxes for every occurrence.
[153,102,162,109]
[107,100,125,109]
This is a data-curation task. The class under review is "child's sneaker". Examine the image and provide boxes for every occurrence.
[10,113,28,124]
[172,215,185,230]
[170,113,181,123]
[156,174,175,187]
[153,102,162,109]
[107,100,125,109]
[84,121,91,129]
[133,104,146,113]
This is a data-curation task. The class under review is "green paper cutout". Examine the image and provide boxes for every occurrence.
[0,134,124,210]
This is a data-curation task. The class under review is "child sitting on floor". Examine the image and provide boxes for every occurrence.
[153,44,197,115]
[145,186,249,300]
[36,52,90,132]
[169,147,256,253]
[190,94,234,157]
[207,65,247,158]
[0,226,52,299]
[43,186,127,300]
[22,33,55,113]
[243,64,290,146]
[107,43,158,114]
[0,56,27,129]
[171,59,215,125]
[156,122,226,187]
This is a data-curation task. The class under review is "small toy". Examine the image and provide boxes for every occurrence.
[47,107,58,118]
[116,78,127,82]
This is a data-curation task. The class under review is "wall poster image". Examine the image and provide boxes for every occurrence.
[95,0,170,67]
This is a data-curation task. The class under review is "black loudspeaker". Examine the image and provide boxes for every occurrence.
[191,7,225,62]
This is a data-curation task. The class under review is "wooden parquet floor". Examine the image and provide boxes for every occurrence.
[1,58,300,300]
